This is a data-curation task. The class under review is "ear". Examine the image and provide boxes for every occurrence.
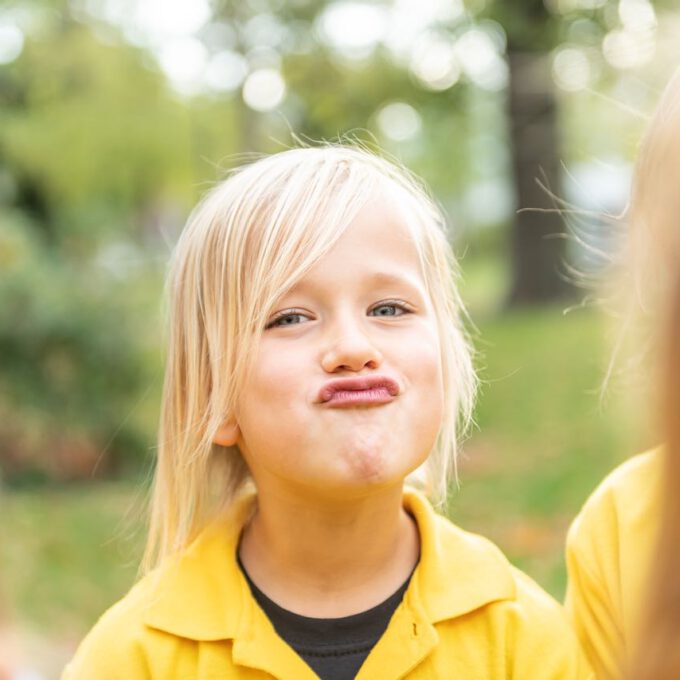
[213,418,240,447]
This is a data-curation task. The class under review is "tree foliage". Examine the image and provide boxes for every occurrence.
[0,0,676,480]
[1,17,195,251]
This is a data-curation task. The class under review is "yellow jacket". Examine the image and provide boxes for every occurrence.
[565,450,659,679]
[65,490,591,679]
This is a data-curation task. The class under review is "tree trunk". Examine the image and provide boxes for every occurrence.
[506,50,571,306]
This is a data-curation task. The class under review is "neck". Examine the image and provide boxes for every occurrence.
[238,482,419,617]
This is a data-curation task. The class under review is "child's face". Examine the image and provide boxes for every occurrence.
[223,196,445,498]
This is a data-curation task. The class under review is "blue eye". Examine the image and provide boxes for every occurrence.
[369,302,410,317]
[266,311,310,328]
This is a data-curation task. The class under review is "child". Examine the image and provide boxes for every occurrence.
[628,255,680,679]
[64,145,590,679]
[565,67,680,679]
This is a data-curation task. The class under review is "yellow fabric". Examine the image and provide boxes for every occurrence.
[64,490,592,679]
[565,450,660,680]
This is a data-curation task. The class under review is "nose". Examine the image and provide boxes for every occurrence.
[320,321,383,374]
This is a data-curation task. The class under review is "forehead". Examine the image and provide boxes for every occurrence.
[293,195,425,292]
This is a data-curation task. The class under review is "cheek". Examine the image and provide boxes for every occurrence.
[405,324,443,385]
[236,344,309,446]
[407,328,445,426]
[246,342,303,402]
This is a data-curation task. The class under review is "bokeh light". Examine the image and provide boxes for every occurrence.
[242,68,286,111]
[552,47,592,92]
[603,27,655,69]
[409,35,461,91]
[205,50,249,93]
[157,37,209,95]
[0,23,24,64]
[376,102,422,141]
[618,0,656,31]
[456,28,508,91]
[316,1,387,60]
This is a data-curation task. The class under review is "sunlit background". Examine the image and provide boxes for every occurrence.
[1,0,679,676]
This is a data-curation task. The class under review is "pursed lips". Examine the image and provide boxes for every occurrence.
[317,376,400,408]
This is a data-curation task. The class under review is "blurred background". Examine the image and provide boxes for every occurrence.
[1,0,679,675]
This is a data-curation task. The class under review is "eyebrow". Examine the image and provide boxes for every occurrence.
[364,271,423,290]
[285,271,425,299]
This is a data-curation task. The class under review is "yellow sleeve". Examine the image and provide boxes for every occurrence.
[564,452,660,680]
[565,544,623,679]
[565,508,624,680]
[508,569,594,679]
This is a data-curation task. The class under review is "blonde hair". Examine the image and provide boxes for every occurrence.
[604,67,680,390]
[143,145,476,572]
[625,67,680,680]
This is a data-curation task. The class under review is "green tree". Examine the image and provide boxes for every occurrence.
[484,0,671,305]
[0,14,194,252]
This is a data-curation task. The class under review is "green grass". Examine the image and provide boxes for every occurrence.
[3,482,145,639]
[3,304,651,643]
[449,305,650,598]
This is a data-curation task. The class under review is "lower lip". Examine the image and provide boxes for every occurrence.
[324,388,395,407]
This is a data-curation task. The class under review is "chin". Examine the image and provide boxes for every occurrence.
[343,446,424,489]
[348,454,391,484]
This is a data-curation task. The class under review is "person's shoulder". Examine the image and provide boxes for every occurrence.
[426,512,592,677]
[503,568,594,677]
[61,570,171,679]
[507,566,574,623]
[568,448,661,546]
[584,449,659,506]
[563,450,661,676]
[419,497,577,629]
[62,506,250,679]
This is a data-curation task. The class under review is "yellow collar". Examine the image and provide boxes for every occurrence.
[142,489,515,640]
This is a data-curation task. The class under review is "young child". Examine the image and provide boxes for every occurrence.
[627,252,680,680]
[565,67,680,679]
[64,145,590,679]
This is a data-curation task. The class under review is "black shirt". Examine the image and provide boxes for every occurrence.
[238,556,412,680]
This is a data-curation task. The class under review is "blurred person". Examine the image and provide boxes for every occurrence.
[565,66,680,679]
[63,145,590,679]
[627,260,680,678]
